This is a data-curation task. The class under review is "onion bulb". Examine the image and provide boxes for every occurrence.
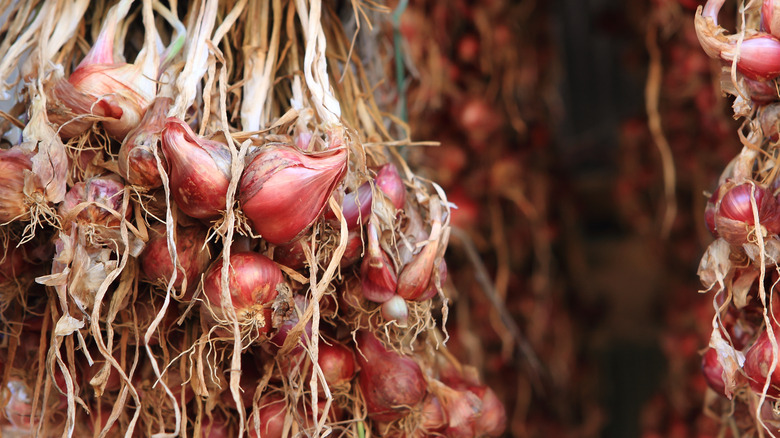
[140,223,211,299]
[356,331,426,421]
[239,138,347,244]
[202,252,284,336]
[161,117,232,220]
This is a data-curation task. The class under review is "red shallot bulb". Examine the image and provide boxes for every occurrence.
[702,348,727,397]
[765,0,780,38]
[273,239,308,271]
[248,394,287,438]
[202,252,284,336]
[238,132,347,245]
[317,342,356,389]
[713,182,780,245]
[457,97,502,147]
[471,385,507,437]
[239,140,347,244]
[118,97,172,188]
[697,1,780,80]
[0,147,31,223]
[745,77,780,104]
[375,163,406,210]
[397,244,440,301]
[161,117,232,220]
[341,228,365,268]
[356,331,426,421]
[361,222,397,303]
[59,175,126,227]
[326,181,372,229]
[744,327,780,397]
[48,1,155,140]
[414,260,447,302]
[381,295,409,326]
[727,36,780,81]
[140,223,211,298]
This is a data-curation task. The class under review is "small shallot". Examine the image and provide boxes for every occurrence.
[239,137,347,244]
[381,295,409,326]
[361,222,397,303]
[713,182,780,245]
[202,252,284,336]
[140,223,210,298]
[317,342,356,389]
[161,117,232,220]
[118,97,172,188]
[356,331,426,421]
[375,163,406,210]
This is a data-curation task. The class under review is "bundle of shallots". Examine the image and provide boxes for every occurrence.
[0,0,507,437]
[692,0,780,436]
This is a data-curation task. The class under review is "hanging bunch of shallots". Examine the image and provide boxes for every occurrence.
[0,0,506,436]
[693,0,780,435]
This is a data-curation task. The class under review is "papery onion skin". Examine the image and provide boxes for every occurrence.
[420,395,447,433]
[356,331,427,421]
[50,62,156,141]
[161,117,232,220]
[268,295,311,355]
[442,388,481,438]
[59,176,126,227]
[238,140,347,245]
[0,147,32,223]
[202,252,284,335]
[140,223,211,298]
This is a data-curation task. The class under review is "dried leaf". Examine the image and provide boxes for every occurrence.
[698,239,731,292]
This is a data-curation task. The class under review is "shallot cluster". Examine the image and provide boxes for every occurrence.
[0,0,507,436]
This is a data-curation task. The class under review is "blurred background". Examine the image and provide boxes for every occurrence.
[391,0,733,436]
